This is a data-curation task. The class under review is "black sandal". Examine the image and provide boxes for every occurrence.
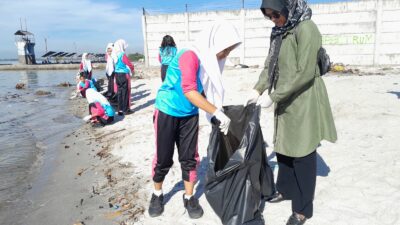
[267,192,286,203]
[286,213,307,225]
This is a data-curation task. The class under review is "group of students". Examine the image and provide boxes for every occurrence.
[105,39,135,115]
[76,39,135,126]
[149,0,337,225]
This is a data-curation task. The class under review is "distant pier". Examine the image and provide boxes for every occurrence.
[0,63,105,71]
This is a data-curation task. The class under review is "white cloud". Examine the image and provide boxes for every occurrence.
[0,0,143,58]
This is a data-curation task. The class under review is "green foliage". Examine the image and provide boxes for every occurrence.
[128,53,144,62]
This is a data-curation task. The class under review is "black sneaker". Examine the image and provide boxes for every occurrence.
[183,195,203,219]
[148,194,164,217]
[125,109,134,115]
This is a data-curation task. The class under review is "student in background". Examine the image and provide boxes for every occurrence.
[77,73,97,98]
[158,35,177,82]
[79,53,93,80]
[112,39,135,115]
[105,43,115,98]
[149,20,241,219]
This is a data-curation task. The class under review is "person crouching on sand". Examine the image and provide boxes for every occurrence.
[77,73,97,98]
[149,20,241,219]
[112,39,134,115]
[86,89,115,126]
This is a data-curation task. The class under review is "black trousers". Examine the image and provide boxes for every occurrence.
[83,71,92,80]
[80,89,87,98]
[106,72,115,97]
[115,73,129,112]
[161,64,168,82]
[276,151,317,218]
[152,110,199,183]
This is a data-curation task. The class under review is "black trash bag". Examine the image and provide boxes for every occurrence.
[205,104,275,225]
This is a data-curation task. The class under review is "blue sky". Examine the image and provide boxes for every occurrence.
[0,0,346,59]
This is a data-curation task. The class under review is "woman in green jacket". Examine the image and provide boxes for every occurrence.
[244,0,337,224]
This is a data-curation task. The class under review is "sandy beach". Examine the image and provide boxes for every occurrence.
[8,65,399,225]
[53,65,398,225]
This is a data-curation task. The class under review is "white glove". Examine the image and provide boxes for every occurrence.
[243,89,260,106]
[83,115,92,122]
[213,109,231,135]
[257,94,273,108]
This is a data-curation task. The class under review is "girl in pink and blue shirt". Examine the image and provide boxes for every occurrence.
[112,39,134,115]
[77,73,97,98]
[86,89,115,126]
[158,35,177,82]
[149,20,242,219]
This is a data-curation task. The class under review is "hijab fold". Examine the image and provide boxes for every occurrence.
[86,88,110,106]
[263,0,312,93]
[112,39,128,63]
[188,20,241,119]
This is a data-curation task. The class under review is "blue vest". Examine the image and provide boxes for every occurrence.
[102,104,115,117]
[155,49,203,117]
[114,52,130,74]
[159,47,177,65]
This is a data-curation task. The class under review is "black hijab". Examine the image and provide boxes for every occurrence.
[261,0,312,93]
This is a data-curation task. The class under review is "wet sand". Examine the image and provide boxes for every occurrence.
[2,92,146,225]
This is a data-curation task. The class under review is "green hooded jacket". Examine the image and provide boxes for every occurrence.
[254,20,337,157]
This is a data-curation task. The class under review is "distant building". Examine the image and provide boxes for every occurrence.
[14,30,36,64]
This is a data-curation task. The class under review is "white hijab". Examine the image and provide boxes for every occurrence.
[81,53,92,72]
[189,20,241,118]
[112,39,128,63]
[105,43,114,76]
[86,88,110,106]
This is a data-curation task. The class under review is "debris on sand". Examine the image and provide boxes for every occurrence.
[92,186,100,195]
[331,63,346,72]
[234,64,249,69]
[77,168,87,176]
[73,222,85,225]
[330,63,360,74]
[105,168,113,184]
[97,148,110,159]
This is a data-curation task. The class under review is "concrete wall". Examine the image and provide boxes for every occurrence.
[142,0,400,66]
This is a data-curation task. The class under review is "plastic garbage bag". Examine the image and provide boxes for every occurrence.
[205,104,275,225]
